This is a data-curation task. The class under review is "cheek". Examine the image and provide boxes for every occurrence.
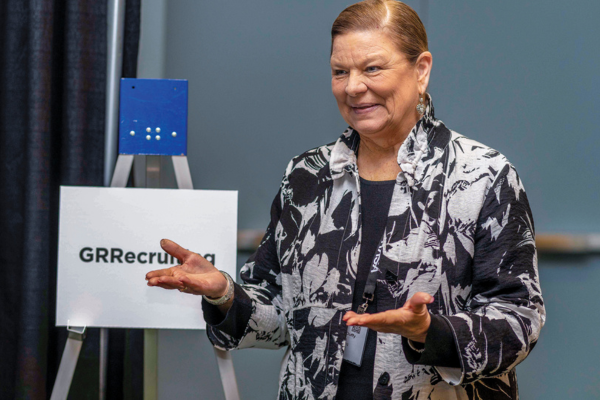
[331,81,345,101]
[332,85,349,113]
[368,80,397,105]
[384,87,414,117]
[395,79,418,102]
[378,73,417,106]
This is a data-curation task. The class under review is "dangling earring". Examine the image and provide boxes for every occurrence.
[416,94,425,114]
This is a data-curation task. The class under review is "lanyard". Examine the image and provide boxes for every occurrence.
[357,238,385,314]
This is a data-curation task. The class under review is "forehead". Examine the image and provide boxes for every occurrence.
[330,30,401,64]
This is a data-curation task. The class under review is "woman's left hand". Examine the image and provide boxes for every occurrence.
[343,292,433,343]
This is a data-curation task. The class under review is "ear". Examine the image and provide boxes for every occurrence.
[415,51,433,94]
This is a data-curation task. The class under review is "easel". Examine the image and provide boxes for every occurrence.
[51,78,240,400]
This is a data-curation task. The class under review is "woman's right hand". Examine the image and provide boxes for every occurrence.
[145,239,229,299]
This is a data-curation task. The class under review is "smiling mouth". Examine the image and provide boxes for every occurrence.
[351,104,379,114]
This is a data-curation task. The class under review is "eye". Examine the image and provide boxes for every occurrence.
[333,69,348,76]
[366,66,381,73]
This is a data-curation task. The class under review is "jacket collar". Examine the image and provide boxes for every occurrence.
[330,94,437,187]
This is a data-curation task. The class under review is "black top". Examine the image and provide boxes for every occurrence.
[337,178,396,399]
[203,178,461,399]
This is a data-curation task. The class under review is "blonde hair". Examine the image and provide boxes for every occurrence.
[331,0,428,64]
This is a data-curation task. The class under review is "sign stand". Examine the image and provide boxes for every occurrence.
[51,78,240,400]
[50,325,86,400]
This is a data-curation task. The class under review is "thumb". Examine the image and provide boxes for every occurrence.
[160,239,192,263]
[405,292,434,314]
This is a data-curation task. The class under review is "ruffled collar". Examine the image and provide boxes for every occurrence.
[330,94,437,188]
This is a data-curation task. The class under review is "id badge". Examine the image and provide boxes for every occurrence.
[343,325,369,367]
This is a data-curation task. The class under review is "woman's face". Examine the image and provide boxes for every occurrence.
[330,30,428,143]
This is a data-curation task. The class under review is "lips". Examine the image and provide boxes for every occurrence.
[350,103,380,115]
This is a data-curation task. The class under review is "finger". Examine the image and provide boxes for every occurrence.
[178,275,206,294]
[352,311,402,333]
[145,267,176,280]
[147,276,163,286]
[345,314,372,326]
[148,276,184,290]
[343,311,358,321]
[152,282,179,290]
[356,312,386,326]
[405,292,434,314]
[160,239,193,263]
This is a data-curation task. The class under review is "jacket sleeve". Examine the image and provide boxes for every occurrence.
[436,163,546,385]
[206,185,290,351]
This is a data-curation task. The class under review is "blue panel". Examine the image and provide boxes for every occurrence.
[119,78,188,155]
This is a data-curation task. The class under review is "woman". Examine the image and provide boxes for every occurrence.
[146,1,545,399]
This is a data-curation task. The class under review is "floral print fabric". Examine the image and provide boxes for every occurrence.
[207,100,545,400]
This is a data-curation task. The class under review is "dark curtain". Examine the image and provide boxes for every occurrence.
[0,0,141,399]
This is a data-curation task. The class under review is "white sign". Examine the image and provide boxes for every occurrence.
[56,186,238,329]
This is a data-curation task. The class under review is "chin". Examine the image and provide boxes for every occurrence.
[350,122,386,137]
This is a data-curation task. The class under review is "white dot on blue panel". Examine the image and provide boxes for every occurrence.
[156,127,161,133]
[156,135,161,140]
[130,131,135,136]
[172,132,177,137]
[146,135,151,140]
[146,127,151,133]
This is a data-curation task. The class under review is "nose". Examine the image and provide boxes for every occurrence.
[345,72,367,97]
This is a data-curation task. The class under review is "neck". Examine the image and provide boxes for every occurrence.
[359,130,407,157]
[356,110,422,181]
[357,136,403,181]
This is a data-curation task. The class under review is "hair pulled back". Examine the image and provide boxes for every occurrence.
[331,0,428,64]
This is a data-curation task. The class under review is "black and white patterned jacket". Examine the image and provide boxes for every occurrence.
[207,101,545,400]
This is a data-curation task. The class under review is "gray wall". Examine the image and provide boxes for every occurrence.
[139,0,600,398]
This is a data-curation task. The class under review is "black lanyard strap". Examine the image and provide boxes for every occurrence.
[358,238,385,314]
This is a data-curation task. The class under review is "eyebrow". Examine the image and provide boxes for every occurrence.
[330,54,387,67]
[362,54,387,64]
